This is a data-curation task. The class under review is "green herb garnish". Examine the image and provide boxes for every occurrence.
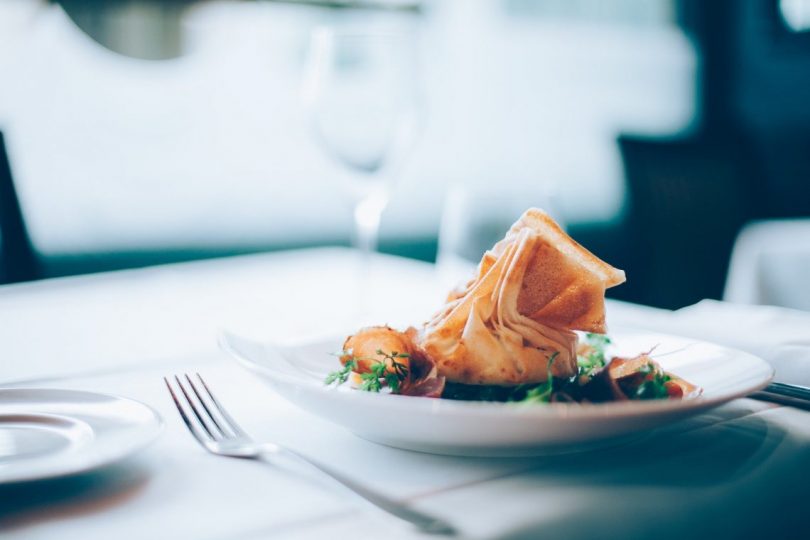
[576,332,612,379]
[358,361,387,392]
[633,363,672,400]
[324,355,357,386]
[324,350,409,393]
[585,332,612,350]
[511,352,558,404]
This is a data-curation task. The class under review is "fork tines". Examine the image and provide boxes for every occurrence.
[164,373,246,446]
[163,374,457,534]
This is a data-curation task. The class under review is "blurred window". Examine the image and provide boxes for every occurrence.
[0,0,696,275]
[780,0,810,32]
[503,0,675,27]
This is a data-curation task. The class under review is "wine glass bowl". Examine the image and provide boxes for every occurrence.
[302,26,423,252]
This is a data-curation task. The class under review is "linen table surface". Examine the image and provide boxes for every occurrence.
[1,248,808,540]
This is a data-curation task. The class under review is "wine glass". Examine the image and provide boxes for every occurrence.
[302,25,423,256]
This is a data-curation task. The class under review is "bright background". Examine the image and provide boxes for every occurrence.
[0,0,694,256]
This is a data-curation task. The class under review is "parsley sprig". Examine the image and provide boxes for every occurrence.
[324,357,357,386]
[324,349,410,393]
[577,332,612,379]
[633,363,672,400]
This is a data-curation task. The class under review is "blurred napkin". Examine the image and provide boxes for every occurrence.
[608,299,810,386]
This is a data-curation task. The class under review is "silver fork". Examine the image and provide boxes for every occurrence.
[164,373,456,535]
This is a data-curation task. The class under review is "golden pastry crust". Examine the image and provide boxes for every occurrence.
[418,208,625,386]
[506,208,625,334]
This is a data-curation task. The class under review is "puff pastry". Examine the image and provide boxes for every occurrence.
[418,208,625,385]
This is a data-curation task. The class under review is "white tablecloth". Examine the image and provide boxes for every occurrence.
[2,248,809,540]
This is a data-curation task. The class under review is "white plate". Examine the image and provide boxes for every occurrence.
[220,329,773,457]
[0,389,163,484]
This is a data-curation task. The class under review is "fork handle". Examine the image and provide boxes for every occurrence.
[260,448,456,535]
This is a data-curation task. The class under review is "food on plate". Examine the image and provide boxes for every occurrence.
[330,326,446,397]
[421,208,625,386]
[585,352,700,401]
[325,208,700,403]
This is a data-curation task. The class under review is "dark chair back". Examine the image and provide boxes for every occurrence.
[618,135,758,309]
[0,132,38,283]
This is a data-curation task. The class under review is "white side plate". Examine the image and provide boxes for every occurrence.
[220,329,773,457]
[0,389,163,484]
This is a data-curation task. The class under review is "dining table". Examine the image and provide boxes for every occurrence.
[1,247,809,540]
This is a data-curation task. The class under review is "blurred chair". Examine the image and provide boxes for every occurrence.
[724,219,810,311]
[0,132,38,284]
[618,134,758,309]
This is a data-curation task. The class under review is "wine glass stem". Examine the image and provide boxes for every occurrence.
[352,189,389,255]
[350,189,389,322]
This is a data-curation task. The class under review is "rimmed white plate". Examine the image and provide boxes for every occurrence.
[220,329,773,457]
[0,389,163,484]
